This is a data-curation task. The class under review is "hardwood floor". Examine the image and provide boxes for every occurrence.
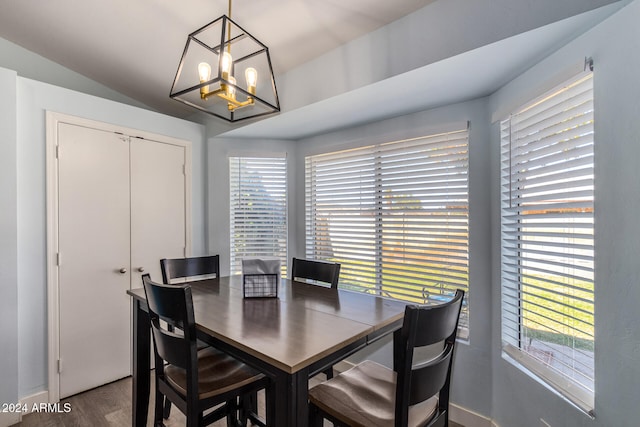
[14,375,464,427]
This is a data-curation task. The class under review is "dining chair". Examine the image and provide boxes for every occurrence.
[159,255,221,417]
[291,257,340,288]
[291,257,341,379]
[308,289,465,427]
[160,255,220,284]
[142,274,269,427]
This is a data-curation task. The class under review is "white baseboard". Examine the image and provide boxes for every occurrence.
[0,390,47,426]
[450,403,493,427]
[0,411,20,427]
[18,390,50,419]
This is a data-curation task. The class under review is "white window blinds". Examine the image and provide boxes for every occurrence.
[229,156,288,276]
[306,127,469,333]
[500,73,594,412]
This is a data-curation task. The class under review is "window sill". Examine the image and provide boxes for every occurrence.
[502,345,595,419]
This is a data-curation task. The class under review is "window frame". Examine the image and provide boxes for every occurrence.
[305,126,470,336]
[500,72,595,414]
[229,154,288,277]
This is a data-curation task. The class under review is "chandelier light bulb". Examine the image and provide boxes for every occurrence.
[221,51,233,78]
[245,67,258,94]
[227,75,237,98]
[198,62,212,82]
[198,62,212,98]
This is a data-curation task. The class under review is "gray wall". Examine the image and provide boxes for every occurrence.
[0,37,150,111]
[205,100,493,419]
[0,67,19,426]
[488,1,640,426]
[12,76,207,398]
[1,1,638,425]
[0,31,206,410]
[276,0,621,114]
[208,4,640,424]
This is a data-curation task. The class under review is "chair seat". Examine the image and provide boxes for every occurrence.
[166,347,265,400]
[308,360,438,427]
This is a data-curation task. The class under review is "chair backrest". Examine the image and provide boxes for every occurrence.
[160,255,220,284]
[394,289,465,427]
[141,274,198,372]
[291,258,341,288]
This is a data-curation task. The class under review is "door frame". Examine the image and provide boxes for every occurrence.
[45,111,192,403]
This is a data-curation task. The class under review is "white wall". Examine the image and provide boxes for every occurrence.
[276,0,620,114]
[295,97,494,418]
[14,77,207,399]
[488,1,640,426]
[207,137,298,275]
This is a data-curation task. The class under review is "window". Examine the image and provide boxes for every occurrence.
[305,126,469,334]
[229,156,288,276]
[500,73,594,412]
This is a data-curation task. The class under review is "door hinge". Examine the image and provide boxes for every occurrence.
[183,164,186,175]
[183,247,187,257]
[56,252,61,267]
[57,359,62,374]
[55,145,60,159]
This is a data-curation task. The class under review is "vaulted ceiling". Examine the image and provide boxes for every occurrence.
[0,0,625,138]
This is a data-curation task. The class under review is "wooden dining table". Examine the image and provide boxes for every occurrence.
[127,276,408,427]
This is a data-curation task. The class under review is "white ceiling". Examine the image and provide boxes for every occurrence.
[0,0,436,119]
[0,0,625,139]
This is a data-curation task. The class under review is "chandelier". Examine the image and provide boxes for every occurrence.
[170,0,280,122]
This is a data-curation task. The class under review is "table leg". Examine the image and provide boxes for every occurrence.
[272,367,310,427]
[294,368,310,426]
[132,299,150,427]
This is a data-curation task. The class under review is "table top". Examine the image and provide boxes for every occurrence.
[128,276,407,374]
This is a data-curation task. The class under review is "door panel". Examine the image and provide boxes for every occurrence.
[58,124,131,398]
[130,139,187,287]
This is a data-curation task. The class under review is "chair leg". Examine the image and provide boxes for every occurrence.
[186,406,200,427]
[163,396,172,419]
[239,394,252,427]
[249,391,261,424]
[308,402,324,427]
[226,399,241,427]
[154,388,165,426]
[265,383,275,427]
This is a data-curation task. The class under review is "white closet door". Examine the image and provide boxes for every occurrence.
[58,123,131,398]
[130,138,187,286]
